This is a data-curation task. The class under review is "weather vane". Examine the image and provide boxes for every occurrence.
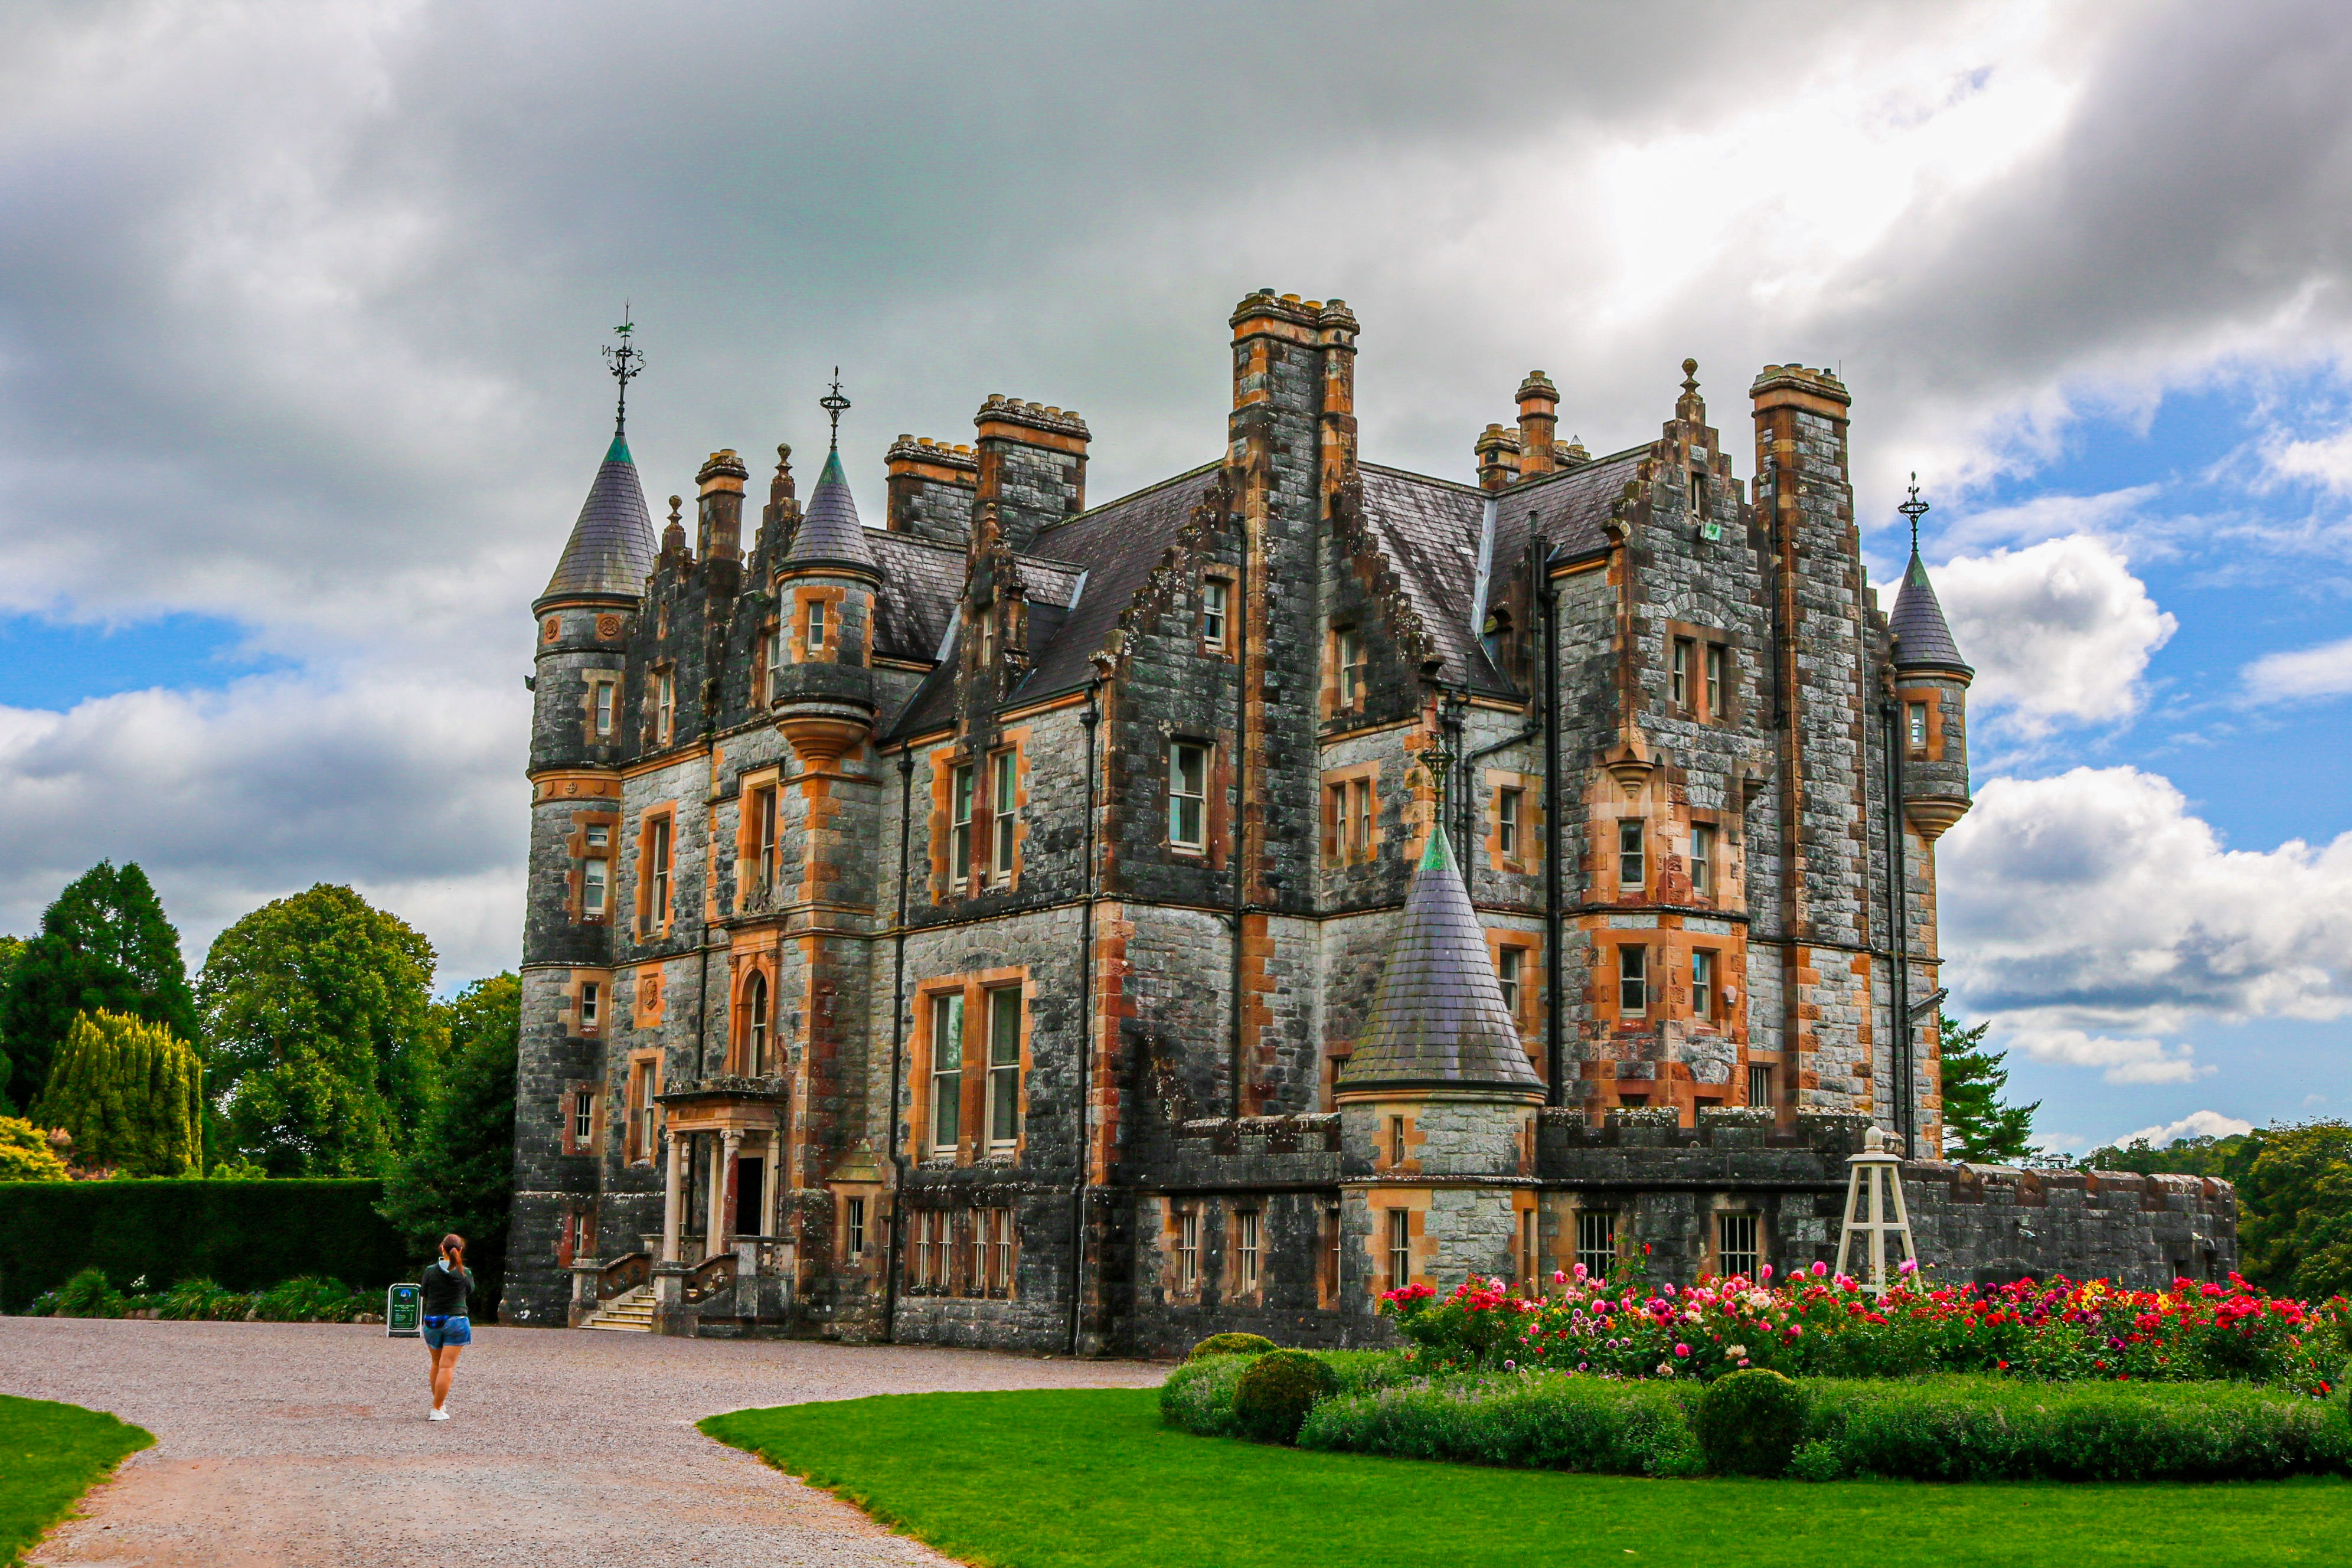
[602,301,644,438]
[819,367,850,451]
[1897,471,1930,555]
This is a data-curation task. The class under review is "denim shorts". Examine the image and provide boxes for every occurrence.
[422,1315,472,1348]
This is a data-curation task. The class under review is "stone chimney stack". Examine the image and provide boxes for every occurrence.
[885,435,980,546]
[1515,371,1559,479]
[1475,424,1521,492]
[695,449,749,564]
[973,397,1089,552]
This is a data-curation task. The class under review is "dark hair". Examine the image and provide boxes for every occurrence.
[440,1233,466,1264]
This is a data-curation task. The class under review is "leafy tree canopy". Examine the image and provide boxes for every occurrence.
[2077,1131,2266,1186]
[1938,1012,2038,1164]
[0,1113,70,1181]
[34,1010,205,1177]
[0,863,196,1115]
[2236,1122,2352,1301]
[199,884,437,1176]
[381,972,520,1318]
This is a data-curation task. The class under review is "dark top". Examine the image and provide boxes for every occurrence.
[420,1259,473,1318]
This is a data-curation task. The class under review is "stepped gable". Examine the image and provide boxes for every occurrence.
[1889,550,1972,675]
[1336,825,1544,1096]
[540,432,656,602]
[1523,445,1648,564]
[783,447,880,574]
[1355,466,1507,695]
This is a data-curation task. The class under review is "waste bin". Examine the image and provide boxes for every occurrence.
[386,1282,422,1338]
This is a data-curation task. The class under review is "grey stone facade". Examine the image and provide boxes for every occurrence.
[508,294,2234,1353]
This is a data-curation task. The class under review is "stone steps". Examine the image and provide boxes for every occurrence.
[584,1285,655,1332]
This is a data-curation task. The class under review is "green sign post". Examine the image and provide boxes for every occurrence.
[386,1282,422,1338]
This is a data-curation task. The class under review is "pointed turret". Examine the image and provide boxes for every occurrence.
[769,377,881,769]
[1889,549,1970,678]
[1338,828,1544,1095]
[539,431,657,607]
[1887,485,1974,842]
[783,447,880,574]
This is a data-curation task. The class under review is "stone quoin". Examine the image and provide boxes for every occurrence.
[510,293,2236,1353]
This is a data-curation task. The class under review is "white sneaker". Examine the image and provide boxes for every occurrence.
[429,1407,450,1422]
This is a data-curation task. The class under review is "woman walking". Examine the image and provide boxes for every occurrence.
[420,1233,473,1422]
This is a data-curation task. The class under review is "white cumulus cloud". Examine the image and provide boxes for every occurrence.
[2109,1109,2256,1148]
[1932,534,2176,736]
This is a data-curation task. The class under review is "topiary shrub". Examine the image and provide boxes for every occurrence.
[1694,1368,1807,1476]
[1233,1348,1338,1445]
[1190,1332,1277,1361]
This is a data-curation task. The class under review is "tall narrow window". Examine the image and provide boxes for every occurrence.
[1618,819,1645,891]
[583,857,608,917]
[580,981,600,1032]
[1692,949,1715,1024]
[1389,1115,1406,1167]
[593,681,616,736]
[1576,1210,1617,1282]
[1178,1207,1201,1292]
[1691,823,1716,899]
[1520,1209,1538,1288]
[844,1197,867,1259]
[1387,1208,1411,1291]
[655,669,675,743]
[763,621,784,701]
[1719,1213,1760,1280]
[648,816,672,932]
[1672,638,1694,707]
[743,971,770,1075]
[1619,945,1647,1019]
[991,1208,1014,1293]
[991,750,1017,884]
[1326,783,1348,864]
[1236,1210,1261,1294]
[1706,644,1726,718]
[805,597,828,654]
[1749,1063,1772,1109]
[950,765,975,884]
[1324,1205,1342,1301]
[1498,946,1524,1021]
[1907,701,1929,750]
[1201,579,1229,649]
[1337,628,1365,707]
[985,986,1021,1151]
[1351,779,1373,857]
[571,1089,592,1146]
[929,992,963,1153]
[1169,742,1208,850]
[754,786,779,892]
[625,1059,651,1164]
[1498,786,1522,858]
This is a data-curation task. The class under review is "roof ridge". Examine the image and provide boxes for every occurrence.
[1033,458,1225,537]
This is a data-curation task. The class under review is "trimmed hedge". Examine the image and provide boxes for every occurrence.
[0,1180,413,1312]
[1161,1351,1412,1440]
[1235,1350,1338,1445]
[1300,1371,1704,1477]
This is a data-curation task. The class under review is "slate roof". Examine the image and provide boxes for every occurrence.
[867,534,965,664]
[1357,466,1506,695]
[1889,550,1972,675]
[540,432,656,603]
[1523,447,1649,563]
[1335,825,1545,1096]
[784,447,880,574]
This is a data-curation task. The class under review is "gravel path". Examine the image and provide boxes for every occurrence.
[3,1318,1164,1566]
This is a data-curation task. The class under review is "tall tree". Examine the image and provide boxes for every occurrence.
[34,1010,205,1177]
[0,935,23,1110]
[0,863,197,1113]
[381,973,520,1319]
[199,884,437,1175]
[1938,1012,2039,1163]
[2237,1121,2352,1299]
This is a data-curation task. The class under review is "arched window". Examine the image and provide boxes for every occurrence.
[743,971,770,1076]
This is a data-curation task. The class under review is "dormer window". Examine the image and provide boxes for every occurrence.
[1481,610,1511,670]
[1335,627,1366,708]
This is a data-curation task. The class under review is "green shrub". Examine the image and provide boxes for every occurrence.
[1695,1368,1807,1476]
[1190,1332,1277,1361]
[1796,1376,2352,1482]
[1233,1349,1338,1445]
[1301,1371,1703,1477]
[1162,1350,1420,1440]
[0,1178,409,1312]
[51,1268,128,1319]
[152,1278,253,1321]
[250,1276,365,1323]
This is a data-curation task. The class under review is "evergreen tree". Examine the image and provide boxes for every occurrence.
[199,884,437,1175]
[0,863,197,1114]
[381,974,520,1319]
[0,935,22,1110]
[33,1010,205,1177]
[0,1113,70,1181]
[1938,1011,2038,1162]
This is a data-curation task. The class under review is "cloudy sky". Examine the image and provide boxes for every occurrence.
[2,0,2347,1152]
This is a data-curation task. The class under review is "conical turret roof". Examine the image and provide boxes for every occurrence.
[540,432,656,603]
[782,447,878,574]
[1337,826,1544,1096]
[1889,550,1971,676]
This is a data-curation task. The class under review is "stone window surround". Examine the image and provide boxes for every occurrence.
[1897,684,1951,762]
[635,804,678,938]
[908,966,1031,1168]
[559,967,612,1039]
[926,732,1031,901]
[1322,621,1371,718]
[732,766,785,911]
[1229,1206,1263,1302]
[1662,619,1741,726]
[1199,573,1233,655]
[1709,1200,1767,1280]
[580,671,620,741]
[622,1048,662,1166]
[648,661,677,745]
[1319,760,1383,868]
[563,810,619,926]
[1484,930,1543,1063]
[727,959,778,1077]
[1483,767,1540,874]
[1165,734,1221,858]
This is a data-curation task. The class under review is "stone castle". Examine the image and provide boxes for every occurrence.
[509,291,2235,1350]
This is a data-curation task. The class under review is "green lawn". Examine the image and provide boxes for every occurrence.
[0,1395,152,1565]
[703,1387,2352,1568]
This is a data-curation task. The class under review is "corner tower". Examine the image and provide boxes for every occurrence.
[511,324,658,1325]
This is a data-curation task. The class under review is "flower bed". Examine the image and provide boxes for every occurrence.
[24,1267,381,1324]
[1381,1268,2348,1394]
